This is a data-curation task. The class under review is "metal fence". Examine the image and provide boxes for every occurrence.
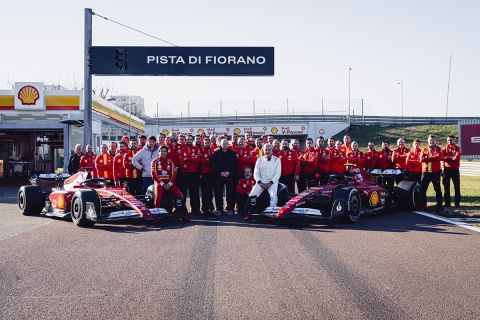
[460,161,480,177]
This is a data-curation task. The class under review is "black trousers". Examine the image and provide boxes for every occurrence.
[200,173,215,213]
[280,174,295,194]
[443,169,461,206]
[421,172,443,207]
[126,178,142,195]
[214,175,235,211]
[406,172,422,184]
[235,193,249,214]
[298,173,316,192]
[178,172,200,213]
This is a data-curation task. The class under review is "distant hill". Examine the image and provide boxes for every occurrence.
[332,124,458,149]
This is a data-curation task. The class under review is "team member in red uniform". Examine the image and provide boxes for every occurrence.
[315,136,331,184]
[109,142,118,157]
[392,138,410,169]
[209,135,218,150]
[229,133,240,152]
[364,142,378,171]
[113,141,128,186]
[346,141,364,170]
[405,139,422,183]
[235,167,256,213]
[292,139,302,157]
[272,140,281,157]
[377,141,393,169]
[298,138,318,192]
[121,136,130,148]
[442,135,462,207]
[267,135,274,145]
[330,141,347,174]
[341,135,352,155]
[236,137,253,178]
[151,146,185,211]
[327,137,335,154]
[165,133,179,164]
[194,135,202,148]
[80,144,97,178]
[420,135,443,210]
[136,135,147,152]
[200,137,215,214]
[251,138,264,165]
[157,133,166,148]
[177,134,201,214]
[279,139,300,192]
[124,140,142,195]
[95,144,114,179]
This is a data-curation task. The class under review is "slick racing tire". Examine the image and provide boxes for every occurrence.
[395,180,421,210]
[18,185,45,216]
[342,189,361,224]
[71,191,99,228]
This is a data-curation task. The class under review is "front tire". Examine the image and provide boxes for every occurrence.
[18,186,45,216]
[395,181,421,210]
[342,189,361,223]
[71,191,99,227]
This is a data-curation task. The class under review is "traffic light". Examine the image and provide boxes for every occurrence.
[115,48,128,71]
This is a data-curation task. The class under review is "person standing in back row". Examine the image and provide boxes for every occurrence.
[442,135,461,208]
[132,135,158,194]
[211,139,237,216]
[420,135,443,211]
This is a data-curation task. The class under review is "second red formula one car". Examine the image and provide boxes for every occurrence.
[245,166,421,223]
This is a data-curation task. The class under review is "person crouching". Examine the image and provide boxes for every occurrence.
[151,146,185,215]
[235,167,256,214]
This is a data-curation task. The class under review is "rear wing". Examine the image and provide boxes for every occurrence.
[368,169,406,176]
[30,173,71,189]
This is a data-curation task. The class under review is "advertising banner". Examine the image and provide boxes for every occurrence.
[460,124,480,156]
[91,46,274,76]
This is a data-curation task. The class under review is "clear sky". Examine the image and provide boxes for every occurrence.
[1,0,479,118]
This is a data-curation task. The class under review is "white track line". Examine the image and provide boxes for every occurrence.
[412,211,480,233]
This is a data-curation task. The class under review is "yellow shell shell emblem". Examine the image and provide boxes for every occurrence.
[369,191,379,206]
[233,128,241,135]
[197,128,204,135]
[57,196,65,209]
[271,127,278,134]
[161,129,169,135]
[18,85,40,105]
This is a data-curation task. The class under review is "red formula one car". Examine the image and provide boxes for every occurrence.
[246,167,421,223]
[17,171,184,227]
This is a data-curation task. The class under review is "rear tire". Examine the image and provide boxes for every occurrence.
[18,186,45,216]
[71,191,99,227]
[395,181,421,210]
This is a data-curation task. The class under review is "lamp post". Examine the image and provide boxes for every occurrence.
[397,80,404,120]
[446,54,453,119]
[348,66,352,123]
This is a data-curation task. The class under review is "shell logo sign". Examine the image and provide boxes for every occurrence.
[18,85,40,105]
[14,82,45,110]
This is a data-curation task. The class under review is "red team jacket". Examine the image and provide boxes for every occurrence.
[278,149,300,176]
[235,176,256,195]
[392,147,410,169]
[346,150,364,170]
[377,149,393,170]
[236,146,254,177]
[124,149,141,179]
[113,152,127,179]
[80,153,96,177]
[200,147,214,175]
[178,145,200,173]
[330,149,347,174]
[251,147,264,166]
[405,147,422,173]
[95,152,114,179]
[442,144,461,170]
[299,147,318,175]
[364,150,378,170]
[316,147,331,174]
[420,145,443,173]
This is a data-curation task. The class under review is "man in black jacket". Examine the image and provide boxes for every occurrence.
[211,138,237,216]
[67,144,83,174]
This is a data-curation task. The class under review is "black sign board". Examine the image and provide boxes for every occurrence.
[91,46,274,76]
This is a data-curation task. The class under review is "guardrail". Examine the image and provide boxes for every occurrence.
[145,114,478,126]
[460,161,480,177]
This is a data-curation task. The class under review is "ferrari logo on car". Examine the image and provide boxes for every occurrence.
[369,191,379,206]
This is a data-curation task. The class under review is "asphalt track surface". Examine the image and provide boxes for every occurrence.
[1,187,479,320]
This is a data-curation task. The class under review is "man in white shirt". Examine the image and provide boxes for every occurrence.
[249,143,282,207]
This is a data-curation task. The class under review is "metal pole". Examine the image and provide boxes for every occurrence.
[321,98,324,120]
[286,98,289,121]
[220,101,223,123]
[398,81,404,121]
[348,66,351,123]
[446,54,453,119]
[253,99,256,123]
[83,8,93,147]
[156,102,159,133]
[361,98,364,126]
[188,101,191,123]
